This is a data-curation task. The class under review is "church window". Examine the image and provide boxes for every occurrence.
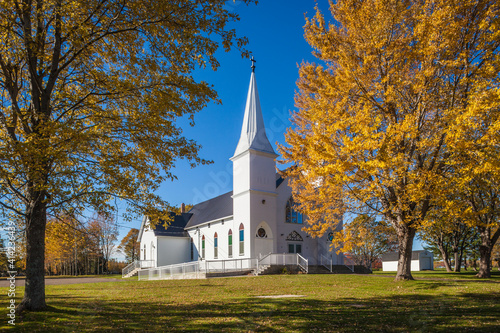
[286,230,304,242]
[150,242,155,262]
[257,227,267,238]
[288,244,302,254]
[143,244,146,260]
[228,230,233,258]
[214,232,218,259]
[202,235,205,259]
[285,197,303,224]
[239,223,244,256]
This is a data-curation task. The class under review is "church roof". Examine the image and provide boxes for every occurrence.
[152,212,192,237]
[233,71,276,157]
[137,212,192,241]
[184,191,234,229]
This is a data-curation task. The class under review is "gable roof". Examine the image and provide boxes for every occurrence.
[381,250,430,262]
[152,212,192,237]
[276,175,285,188]
[137,212,192,241]
[185,191,233,229]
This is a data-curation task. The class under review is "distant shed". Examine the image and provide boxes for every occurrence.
[381,250,434,271]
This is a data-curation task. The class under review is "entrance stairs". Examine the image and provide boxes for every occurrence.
[123,266,141,278]
[252,264,270,276]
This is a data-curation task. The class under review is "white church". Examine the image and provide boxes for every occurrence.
[133,62,343,278]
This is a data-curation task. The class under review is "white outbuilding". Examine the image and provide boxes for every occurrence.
[381,250,434,271]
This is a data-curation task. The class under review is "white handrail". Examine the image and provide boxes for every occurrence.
[122,260,155,278]
[138,254,310,280]
[138,261,202,281]
[258,253,308,273]
[341,254,355,273]
[297,254,308,273]
[320,254,332,273]
[204,258,257,273]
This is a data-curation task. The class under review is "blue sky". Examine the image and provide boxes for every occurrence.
[115,1,331,232]
[113,0,423,256]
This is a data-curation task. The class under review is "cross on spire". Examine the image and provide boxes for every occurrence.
[250,56,256,72]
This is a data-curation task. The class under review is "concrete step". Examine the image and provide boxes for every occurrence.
[123,267,140,278]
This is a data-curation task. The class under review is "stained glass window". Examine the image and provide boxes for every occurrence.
[228,230,233,258]
[239,223,244,255]
[214,232,218,259]
[202,235,205,259]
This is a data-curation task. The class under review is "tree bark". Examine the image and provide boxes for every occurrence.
[395,226,416,281]
[18,194,47,312]
[477,226,500,278]
[477,240,491,278]
[438,244,453,272]
[453,249,461,272]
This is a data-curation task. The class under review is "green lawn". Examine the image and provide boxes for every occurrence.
[1,272,499,332]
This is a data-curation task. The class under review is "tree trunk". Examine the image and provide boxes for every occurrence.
[438,244,453,272]
[453,250,461,272]
[477,227,492,278]
[395,226,416,281]
[477,244,491,278]
[18,196,47,312]
[477,226,500,278]
[458,249,465,272]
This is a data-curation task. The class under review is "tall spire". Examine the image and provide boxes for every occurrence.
[233,59,276,157]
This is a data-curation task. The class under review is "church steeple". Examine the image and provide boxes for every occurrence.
[233,59,276,158]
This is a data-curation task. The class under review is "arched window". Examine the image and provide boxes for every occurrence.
[190,237,194,261]
[239,223,244,256]
[214,232,218,259]
[285,197,303,224]
[150,241,155,263]
[143,244,146,260]
[228,229,233,258]
[201,235,205,259]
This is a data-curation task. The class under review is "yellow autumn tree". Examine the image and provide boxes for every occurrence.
[444,64,500,277]
[0,0,256,311]
[331,214,397,269]
[280,0,500,280]
[45,216,86,275]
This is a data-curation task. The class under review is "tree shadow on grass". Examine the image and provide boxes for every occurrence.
[11,290,500,332]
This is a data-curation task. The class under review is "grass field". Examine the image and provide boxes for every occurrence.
[1,272,499,332]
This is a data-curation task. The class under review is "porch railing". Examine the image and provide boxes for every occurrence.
[320,254,333,272]
[122,260,155,278]
[138,261,202,281]
[204,258,258,274]
[340,254,355,273]
[297,254,309,273]
[258,253,308,273]
[137,254,310,281]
